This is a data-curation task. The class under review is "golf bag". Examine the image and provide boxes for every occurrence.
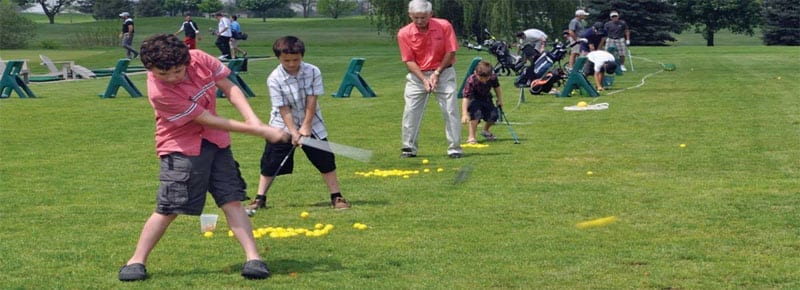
[515,40,576,92]
[529,68,566,94]
[463,29,525,76]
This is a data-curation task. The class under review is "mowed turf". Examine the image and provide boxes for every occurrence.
[1,16,799,289]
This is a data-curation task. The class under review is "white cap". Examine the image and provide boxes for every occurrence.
[575,9,589,16]
[119,12,130,17]
[610,12,619,17]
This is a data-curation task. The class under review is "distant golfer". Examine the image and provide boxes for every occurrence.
[118,34,286,282]
[119,12,139,59]
[604,11,631,71]
[583,50,618,91]
[174,13,201,49]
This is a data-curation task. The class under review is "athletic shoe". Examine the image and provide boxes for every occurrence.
[400,148,416,158]
[241,260,271,279]
[332,197,351,209]
[621,65,627,72]
[448,153,462,159]
[218,55,230,60]
[119,263,147,281]
[481,131,497,141]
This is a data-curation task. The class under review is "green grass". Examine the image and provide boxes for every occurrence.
[1,16,799,289]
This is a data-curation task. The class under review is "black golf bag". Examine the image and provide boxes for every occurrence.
[530,68,566,94]
[485,38,525,76]
[515,41,575,92]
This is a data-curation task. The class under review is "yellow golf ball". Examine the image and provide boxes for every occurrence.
[423,168,431,173]
[587,171,593,176]
[436,168,444,172]
[203,231,214,238]
[577,101,588,107]
[422,159,430,165]
[300,211,310,218]
[680,143,687,148]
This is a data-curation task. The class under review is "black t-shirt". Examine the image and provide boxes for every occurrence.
[182,20,198,38]
[122,18,134,33]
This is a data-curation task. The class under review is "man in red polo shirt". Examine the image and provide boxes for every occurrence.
[397,0,462,159]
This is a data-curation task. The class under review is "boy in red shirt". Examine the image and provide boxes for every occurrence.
[118,34,286,281]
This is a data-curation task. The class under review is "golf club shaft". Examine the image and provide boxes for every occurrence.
[498,106,520,144]
[262,145,296,193]
[627,47,634,71]
[299,137,373,162]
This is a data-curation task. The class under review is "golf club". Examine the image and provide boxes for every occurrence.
[627,46,635,71]
[246,145,296,216]
[299,137,373,162]
[497,105,520,144]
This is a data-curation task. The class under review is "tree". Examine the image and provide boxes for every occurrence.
[198,0,223,15]
[92,0,133,20]
[674,0,761,46]
[137,0,166,16]
[240,0,289,21]
[291,0,315,18]
[318,0,356,19]
[588,0,681,46]
[0,0,37,48]
[23,0,76,24]
[761,0,800,45]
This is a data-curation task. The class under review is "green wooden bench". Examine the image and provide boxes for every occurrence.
[99,59,142,98]
[0,60,36,98]
[332,58,376,98]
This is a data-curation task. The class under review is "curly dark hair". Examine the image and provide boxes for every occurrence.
[272,36,305,57]
[139,34,190,70]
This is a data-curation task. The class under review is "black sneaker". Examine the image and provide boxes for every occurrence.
[241,260,271,279]
[400,148,416,158]
[119,263,147,281]
[448,153,463,159]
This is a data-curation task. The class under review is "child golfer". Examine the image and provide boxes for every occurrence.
[245,36,350,214]
[118,34,286,281]
[461,61,503,144]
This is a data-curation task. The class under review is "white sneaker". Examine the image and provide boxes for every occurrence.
[621,65,627,72]
[218,55,229,60]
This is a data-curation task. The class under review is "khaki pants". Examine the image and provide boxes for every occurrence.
[401,67,462,155]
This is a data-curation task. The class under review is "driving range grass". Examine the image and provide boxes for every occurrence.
[1,17,799,289]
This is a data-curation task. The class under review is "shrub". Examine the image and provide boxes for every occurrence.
[0,0,37,49]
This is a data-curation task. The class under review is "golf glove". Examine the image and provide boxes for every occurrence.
[625,40,630,45]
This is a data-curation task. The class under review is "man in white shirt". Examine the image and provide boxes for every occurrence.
[213,12,232,59]
[583,50,617,91]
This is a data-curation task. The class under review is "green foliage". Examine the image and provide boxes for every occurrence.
[761,0,800,45]
[588,0,681,46]
[92,0,133,19]
[0,0,37,49]
[198,0,223,14]
[137,0,167,17]
[674,0,761,46]
[317,0,356,19]
[240,0,289,20]
[38,39,61,49]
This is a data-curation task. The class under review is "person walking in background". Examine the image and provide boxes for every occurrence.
[604,11,631,71]
[213,12,232,60]
[175,13,201,49]
[117,34,287,282]
[119,12,139,59]
[461,61,502,145]
[229,15,248,58]
[397,0,463,159]
[567,9,589,71]
[245,36,350,214]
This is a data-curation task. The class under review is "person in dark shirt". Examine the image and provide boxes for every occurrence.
[175,13,201,49]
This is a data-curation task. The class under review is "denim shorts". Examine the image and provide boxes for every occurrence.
[155,140,247,215]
